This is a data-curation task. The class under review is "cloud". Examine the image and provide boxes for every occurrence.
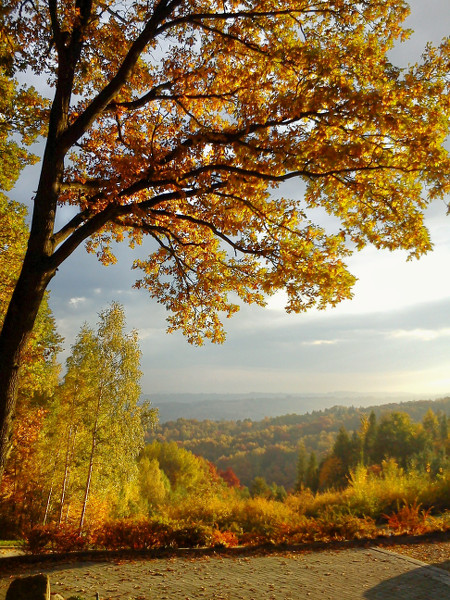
[389,328,450,342]
[68,297,86,307]
[302,339,339,346]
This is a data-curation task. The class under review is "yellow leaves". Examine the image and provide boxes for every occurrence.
[4,0,450,346]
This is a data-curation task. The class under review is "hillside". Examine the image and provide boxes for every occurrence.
[144,391,434,423]
[147,397,450,489]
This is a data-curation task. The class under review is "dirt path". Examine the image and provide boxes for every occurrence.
[0,545,449,600]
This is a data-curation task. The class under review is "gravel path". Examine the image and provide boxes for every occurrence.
[0,543,449,600]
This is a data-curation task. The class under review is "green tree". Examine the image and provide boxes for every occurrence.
[422,409,439,441]
[373,412,426,468]
[250,476,271,498]
[140,440,213,500]
[362,411,377,465]
[138,456,171,511]
[295,440,308,492]
[2,0,450,480]
[305,452,319,493]
[79,303,156,530]
[438,413,449,443]
[321,426,355,489]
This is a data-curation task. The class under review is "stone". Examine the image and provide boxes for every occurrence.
[6,574,50,600]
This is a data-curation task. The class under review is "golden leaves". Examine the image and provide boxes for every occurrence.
[7,1,450,344]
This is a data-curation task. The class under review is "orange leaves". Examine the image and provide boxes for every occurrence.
[4,0,450,346]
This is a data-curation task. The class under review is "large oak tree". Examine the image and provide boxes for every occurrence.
[1,0,450,478]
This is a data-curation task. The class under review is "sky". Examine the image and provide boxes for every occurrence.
[10,0,450,399]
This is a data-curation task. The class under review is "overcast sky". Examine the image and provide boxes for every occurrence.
[12,0,450,398]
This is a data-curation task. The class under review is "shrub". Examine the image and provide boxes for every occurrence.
[211,529,239,548]
[22,525,53,554]
[22,524,90,554]
[417,470,450,512]
[169,523,214,548]
[165,492,238,529]
[383,501,433,535]
[92,518,173,550]
[314,511,378,541]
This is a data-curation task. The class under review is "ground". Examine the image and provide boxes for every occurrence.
[0,538,448,600]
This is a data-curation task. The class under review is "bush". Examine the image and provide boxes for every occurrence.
[211,529,238,548]
[23,524,90,554]
[314,511,378,541]
[383,501,433,535]
[92,518,173,550]
[169,523,214,548]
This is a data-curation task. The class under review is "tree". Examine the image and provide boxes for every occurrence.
[250,476,271,498]
[373,411,426,468]
[294,440,308,491]
[0,31,46,194]
[422,408,439,441]
[0,194,61,532]
[361,411,377,465]
[39,303,156,530]
[218,466,241,489]
[305,452,319,492]
[1,1,450,479]
[140,440,210,498]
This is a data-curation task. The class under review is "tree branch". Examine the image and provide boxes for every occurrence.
[59,0,184,152]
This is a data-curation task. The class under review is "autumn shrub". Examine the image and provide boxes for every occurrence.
[383,501,433,535]
[292,488,348,518]
[416,469,450,512]
[22,525,53,554]
[165,492,238,529]
[22,524,90,554]
[92,517,173,550]
[210,529,239,548]
[314,510,378,541]
[345,461,433,520]
[169,522,214,548]
[232,497,297,544]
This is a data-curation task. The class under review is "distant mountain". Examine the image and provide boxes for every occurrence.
[142,391,438,423]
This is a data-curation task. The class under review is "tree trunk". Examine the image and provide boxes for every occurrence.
[0,261,55,480]
[79,388,102,533]
[79,430,96,534]
[58,424,78,525]
[43,482,53,525]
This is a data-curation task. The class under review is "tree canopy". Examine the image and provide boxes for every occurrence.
[1,0,450,477]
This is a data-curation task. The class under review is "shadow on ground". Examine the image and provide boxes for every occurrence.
[364,559,450,599]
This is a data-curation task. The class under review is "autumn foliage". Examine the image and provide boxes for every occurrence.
[1,0,450,551]
[2,0,450,479]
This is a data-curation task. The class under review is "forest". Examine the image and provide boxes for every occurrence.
[150,399,450,489]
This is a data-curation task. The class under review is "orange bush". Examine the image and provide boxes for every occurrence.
[92,518,173,550]
[384,501,432,535]
[23,524,90,554]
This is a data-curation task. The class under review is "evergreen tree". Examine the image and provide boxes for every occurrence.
[295,440,308,492]
[362,411,377,465]
[305,452,319,493]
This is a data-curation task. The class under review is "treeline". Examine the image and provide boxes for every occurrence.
[149,399,450,489]
[298,408,449,493]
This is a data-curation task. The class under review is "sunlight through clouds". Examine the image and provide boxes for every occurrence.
[389,328,450,342]
[302,339,339,346]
